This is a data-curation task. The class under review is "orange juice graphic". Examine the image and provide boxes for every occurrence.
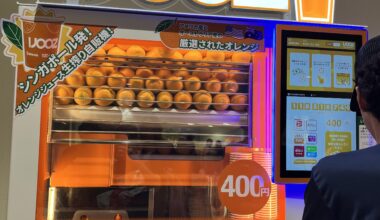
[301,0,329,18]
[336,73,350,85]
[21,16,63,69]
[297,0,333,22]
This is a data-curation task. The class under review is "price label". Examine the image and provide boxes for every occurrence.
[218,160,271,214]
[327,119,342,127]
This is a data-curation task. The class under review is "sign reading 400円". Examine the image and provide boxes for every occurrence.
[145,0,290,12]
[218,160,271,214]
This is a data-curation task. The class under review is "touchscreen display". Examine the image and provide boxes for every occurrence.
[283,36,360,173]
[286,37,356,171]
[286,96,356,171]
[276,27,366,182]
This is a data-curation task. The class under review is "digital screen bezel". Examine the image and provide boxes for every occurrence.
[275,25,366,183]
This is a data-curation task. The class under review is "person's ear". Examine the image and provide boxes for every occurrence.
[356,87,368,111]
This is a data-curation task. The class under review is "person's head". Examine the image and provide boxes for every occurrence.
[351,35,380,139]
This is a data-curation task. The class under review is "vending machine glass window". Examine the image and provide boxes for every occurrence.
[46,38,253,219]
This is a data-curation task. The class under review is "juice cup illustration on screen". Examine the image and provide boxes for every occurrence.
[336,73,350,86]
[21,16,63,69]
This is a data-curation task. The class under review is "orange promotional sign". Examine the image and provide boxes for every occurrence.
[295,0,335,23]
[1,9,115,115]
[159,20,264,52]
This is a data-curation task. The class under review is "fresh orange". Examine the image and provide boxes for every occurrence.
[100,62,116,75]
[225,52,233,59]
[213,94,230,111]
[220,59,233,68]
[116,44,130,51]
[116,89,135,107]
[157,91,173,109]
[213,69,229,81]
[156,67,172,79]
[78,63,91,73]
[126,45,146,57]
[146,47,168,63]
[166,50,184,64]
[193,90,212,110]
[107,46,127,61]
[94,48,106,61]
[146,76,164,91]
[174,67,190,79]
[94,87,115,106]
[74,87,93,106]
[65,70,85,87]
[137,90,155,108]
[174,91,192,110]
[107,72,127,88]
[86,67,99,75]
[231,95,248,111]
[54,85,74,105]
[102,44,115,51]
[223,79,239,93]
[136,67,154,78]
[205,78,222,93]
[193,68,211,81]
[229,69,248,83]
[128,77,145,89]
[205,51,225,62]
[231,52,252,63]
[184,50,203,61]
[119,68,135,80]
[166,76,183,91]
[86,68,106,86]
[184,76,201,91]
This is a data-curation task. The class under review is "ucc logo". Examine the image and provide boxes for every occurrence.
[28,37,58,50]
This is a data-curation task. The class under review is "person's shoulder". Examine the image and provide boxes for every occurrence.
[312,145,380,182]
[309,145,380,220]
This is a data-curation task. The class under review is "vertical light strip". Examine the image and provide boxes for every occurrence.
[257,52,263,150]
[294,0,300,22]
[266,48,273,153]
[331,0,336,23]
[47,187,57,220]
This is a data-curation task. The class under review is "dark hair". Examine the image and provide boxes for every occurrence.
[356,40,380,121]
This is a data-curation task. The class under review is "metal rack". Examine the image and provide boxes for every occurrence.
[51,52,252,159]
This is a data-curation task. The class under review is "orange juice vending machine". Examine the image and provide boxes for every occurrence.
[2,2,366,220]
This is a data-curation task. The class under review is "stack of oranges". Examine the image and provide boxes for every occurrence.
[54,44,250,111]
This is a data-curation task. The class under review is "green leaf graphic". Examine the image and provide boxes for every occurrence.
[2,20,23,50]
[155,19,177,33]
